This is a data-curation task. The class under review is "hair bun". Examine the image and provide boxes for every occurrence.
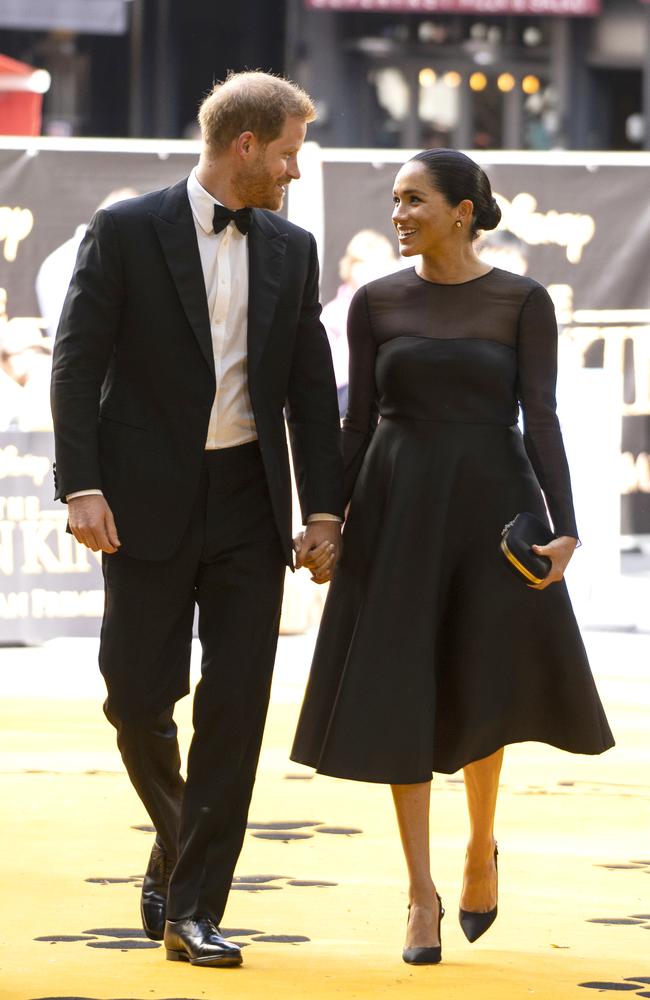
[477,197,501,232]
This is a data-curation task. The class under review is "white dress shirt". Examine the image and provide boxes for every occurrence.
[187,168,257,450]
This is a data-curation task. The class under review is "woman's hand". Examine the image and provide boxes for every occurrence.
[294,522,341,584]
[529,535,578,590]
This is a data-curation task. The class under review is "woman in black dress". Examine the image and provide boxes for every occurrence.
[291,149,614,965]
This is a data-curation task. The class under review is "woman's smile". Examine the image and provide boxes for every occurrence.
[396,227,417,243]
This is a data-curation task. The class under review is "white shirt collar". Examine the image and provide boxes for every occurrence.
[187,167,227,236]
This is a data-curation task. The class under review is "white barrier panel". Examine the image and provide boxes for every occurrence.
[559,368,625,628]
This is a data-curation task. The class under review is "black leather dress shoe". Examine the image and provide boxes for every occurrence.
[164,915,243,967]
[140,840,173,941]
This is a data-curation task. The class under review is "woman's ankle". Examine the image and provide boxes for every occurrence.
[466,836,497,864]
[408,882,436,907]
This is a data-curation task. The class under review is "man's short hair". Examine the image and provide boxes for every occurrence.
[198,71,316,153]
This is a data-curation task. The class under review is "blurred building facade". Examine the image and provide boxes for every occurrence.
[0,0,648,150]
[0,0,285,139]
[291,0,650,151]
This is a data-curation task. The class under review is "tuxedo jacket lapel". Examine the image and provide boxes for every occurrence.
[247,210,288,375]
[150,184,288,378]
[150,178,214,376]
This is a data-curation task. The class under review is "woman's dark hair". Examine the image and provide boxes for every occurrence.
[410,148,501,238]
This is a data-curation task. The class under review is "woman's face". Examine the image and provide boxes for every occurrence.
[392,161,464,257]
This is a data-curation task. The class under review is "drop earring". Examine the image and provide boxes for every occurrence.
[455,220,462,229]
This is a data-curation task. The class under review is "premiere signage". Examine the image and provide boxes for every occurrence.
[0,432,104,640]
[305,0,601,15]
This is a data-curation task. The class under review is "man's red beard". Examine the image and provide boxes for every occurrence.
[234,156,289,209]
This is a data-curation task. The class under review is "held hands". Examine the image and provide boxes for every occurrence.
[294,521,341,584]
[529,535,578,590]
[67,495,121,554]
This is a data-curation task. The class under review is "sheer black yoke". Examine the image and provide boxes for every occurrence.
[342,266,577,537]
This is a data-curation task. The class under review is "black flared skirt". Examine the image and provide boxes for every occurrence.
[291,418,614,782]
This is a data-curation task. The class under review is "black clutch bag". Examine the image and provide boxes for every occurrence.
[500,512,555,585]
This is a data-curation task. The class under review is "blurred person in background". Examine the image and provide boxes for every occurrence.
[36,188,139,338]
[322,229,399,416]
[0,320,53,431]
[0,336,25,430]
[293,148,613,966]
[477,227,529,276]
[51,71,342,971]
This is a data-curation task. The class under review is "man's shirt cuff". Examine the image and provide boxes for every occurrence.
[66,489,104,501]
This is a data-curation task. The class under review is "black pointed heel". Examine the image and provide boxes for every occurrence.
[459,843,498,943]
[402,892,444,965]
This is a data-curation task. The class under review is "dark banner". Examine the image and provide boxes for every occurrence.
[305,0,601,15]
[319,159,649,309]
[0,142,648,640]
[0,145,197,329]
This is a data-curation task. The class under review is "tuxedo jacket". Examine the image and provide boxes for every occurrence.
[50,177,344,565]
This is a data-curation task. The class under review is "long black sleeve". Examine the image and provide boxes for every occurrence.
[516,285,578,538]
[286,233,345,521]
[50,209,124,499]
[341,286,379,505]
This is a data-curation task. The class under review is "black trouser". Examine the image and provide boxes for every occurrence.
[100,443,286,923]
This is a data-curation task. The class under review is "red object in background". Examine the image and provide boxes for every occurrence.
[0,54,45,136]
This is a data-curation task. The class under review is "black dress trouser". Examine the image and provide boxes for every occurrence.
[99,442,286,923]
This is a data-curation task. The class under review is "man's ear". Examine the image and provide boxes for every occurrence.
[235,131,256,159]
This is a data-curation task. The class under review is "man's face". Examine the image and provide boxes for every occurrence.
[234,116,307,210]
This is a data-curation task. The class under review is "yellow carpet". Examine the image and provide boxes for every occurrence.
[1,630,649,1000]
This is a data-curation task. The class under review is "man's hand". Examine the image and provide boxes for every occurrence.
[68,495,121,554]
[294,520,341,584]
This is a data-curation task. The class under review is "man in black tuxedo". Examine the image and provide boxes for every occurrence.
[51,72,343,969]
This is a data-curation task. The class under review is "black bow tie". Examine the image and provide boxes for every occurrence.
[212,204,252,236]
